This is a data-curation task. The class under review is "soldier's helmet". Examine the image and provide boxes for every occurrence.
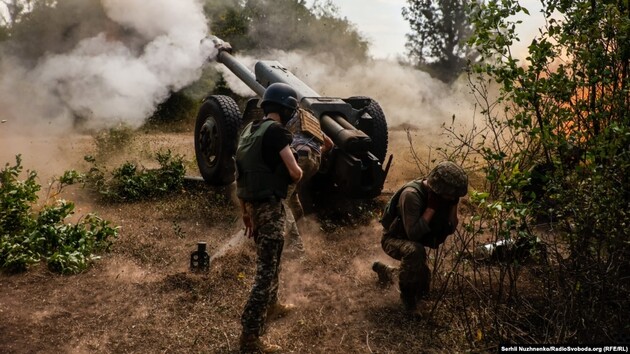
[260,83,299,111]
[427,161,468,198]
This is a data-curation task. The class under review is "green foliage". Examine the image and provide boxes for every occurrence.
[84,150,186,202]
[0,155,40,237]
[439,0,630,344]
[0,0,32,29]
[467,0,630,237]
[202,0,369,65]
[205,0,252,50]
[2,0,112,59]
[403,0,478,83]
[0,155,118,274]
[147,91,199,129]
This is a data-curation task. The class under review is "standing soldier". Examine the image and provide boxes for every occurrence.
[373,161,468,312]
[237,83,303,353]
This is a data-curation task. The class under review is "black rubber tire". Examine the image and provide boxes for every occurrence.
[349,96,389,163]
[194,95,241,185]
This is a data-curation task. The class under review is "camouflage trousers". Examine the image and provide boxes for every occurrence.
[241,198,286,336]
[381,233,431,297]
[285,148,320,245]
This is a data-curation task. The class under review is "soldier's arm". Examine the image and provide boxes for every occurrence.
[279,145,303,183]
[399,188,432,242]
[447,200,460,233]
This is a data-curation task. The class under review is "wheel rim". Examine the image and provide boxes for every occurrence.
[199,117,219,167]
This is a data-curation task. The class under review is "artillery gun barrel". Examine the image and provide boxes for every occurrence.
[319,114,371,154]
[215,49,266,97]
[208,36,266,96]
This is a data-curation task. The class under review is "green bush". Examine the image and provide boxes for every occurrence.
[147,91,198,127]
[0,155,118,274]
[432,0,630,345]
[84,149,186,202]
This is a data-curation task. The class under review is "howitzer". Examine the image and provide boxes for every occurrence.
[194,36,392,198]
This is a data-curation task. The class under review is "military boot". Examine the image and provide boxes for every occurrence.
[416,268,431,301]
[399,283,417,313]
[239,334,281,353]
[372,261,395,286]
[266,303,295,321]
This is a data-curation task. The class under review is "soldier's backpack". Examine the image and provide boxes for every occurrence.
[379,180,424,229]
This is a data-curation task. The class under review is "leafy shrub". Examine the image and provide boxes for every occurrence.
[0,155,118,274]
[429,0,630,345]
[147,91,198,127]
[83,149,186,202]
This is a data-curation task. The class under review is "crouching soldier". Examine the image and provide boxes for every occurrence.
[236,83,303,353]
[373,161,468,312]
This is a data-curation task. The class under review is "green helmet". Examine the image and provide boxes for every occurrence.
[427,161,468,197]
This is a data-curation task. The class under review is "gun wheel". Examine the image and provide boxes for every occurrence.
[348,96,389,163]
[194,95,241,185]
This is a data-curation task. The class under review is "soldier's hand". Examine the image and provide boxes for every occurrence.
[427,190,440,211]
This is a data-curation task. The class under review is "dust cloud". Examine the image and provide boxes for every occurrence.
[210,229,247,262]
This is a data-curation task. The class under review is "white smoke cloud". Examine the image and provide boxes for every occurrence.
[0,0,216,135]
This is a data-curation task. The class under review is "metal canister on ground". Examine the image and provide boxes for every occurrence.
[190,242,210,272]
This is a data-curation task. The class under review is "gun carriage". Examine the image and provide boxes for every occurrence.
[194,37,391,199]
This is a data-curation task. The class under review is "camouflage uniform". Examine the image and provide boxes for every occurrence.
[377,161,468,311]
[284,149,320,249]
[284,109,325,249]
[380,186,448,305]
[241,198,286,337]
[287,150,320,220]
[237,82,298,353]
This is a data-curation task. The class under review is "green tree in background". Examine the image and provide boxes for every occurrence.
[0,0,119,64]
[0,0,33,28]
[403,0,478,83]
[0,0,31,40]
[204,0,369,65]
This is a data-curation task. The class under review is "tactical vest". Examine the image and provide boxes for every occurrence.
[236,119,291,201]
[380,179,425,229]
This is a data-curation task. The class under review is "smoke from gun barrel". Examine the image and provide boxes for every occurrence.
[206,36,266,96]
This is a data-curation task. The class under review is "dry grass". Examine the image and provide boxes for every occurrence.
[2,130,611,354]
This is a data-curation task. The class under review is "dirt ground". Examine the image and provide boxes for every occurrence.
[0,129,475,354]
